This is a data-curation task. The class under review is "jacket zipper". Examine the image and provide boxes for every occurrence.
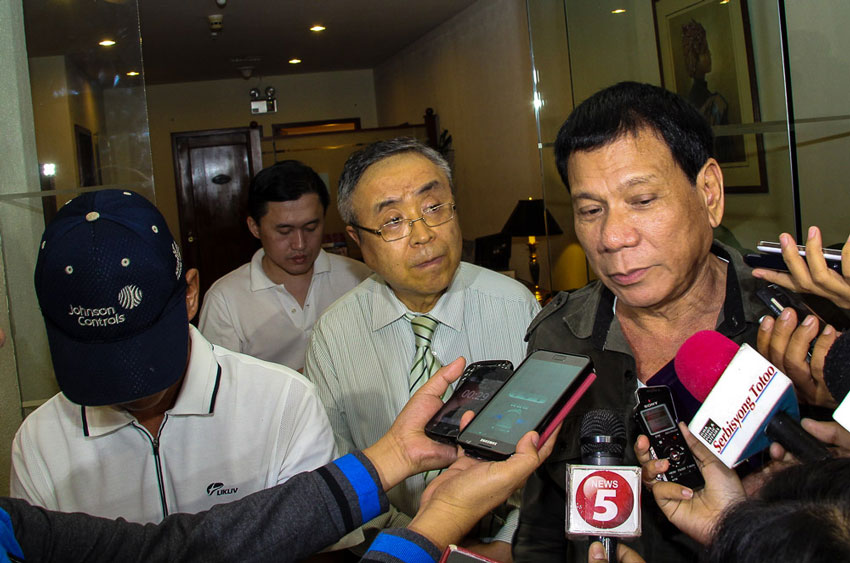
[134,417,170,519]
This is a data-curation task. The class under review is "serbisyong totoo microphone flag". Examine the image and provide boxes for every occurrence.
[677,331,810,468]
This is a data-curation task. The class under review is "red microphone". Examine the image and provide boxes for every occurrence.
[675,331,830,466]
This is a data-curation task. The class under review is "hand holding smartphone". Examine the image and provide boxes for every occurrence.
[745,240,842,273]
[425,360,514,444]
[456,350,596,461]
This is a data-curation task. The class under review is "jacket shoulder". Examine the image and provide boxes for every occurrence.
[524,291,570,341]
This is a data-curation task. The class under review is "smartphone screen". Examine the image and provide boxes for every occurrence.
[424,360,513,443]
[457,350,592,459]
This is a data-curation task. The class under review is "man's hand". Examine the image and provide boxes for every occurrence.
[801,418,850,458]
[635,423,745,545]
[752,227,850,309]
[757,309,838,408]
[588,541,646,562]
[362,358,466,491]
[407,427,558,552]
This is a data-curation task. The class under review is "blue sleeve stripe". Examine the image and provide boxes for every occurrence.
[366,533,437,563]
[333,453,382,523]
[1,508,25,561]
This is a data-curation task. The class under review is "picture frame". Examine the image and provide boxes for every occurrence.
[654,0,767,193]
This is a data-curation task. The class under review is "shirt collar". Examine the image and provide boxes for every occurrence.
[80,326,222,436]
[249,248,330,292]
[369,262,466,333]
[249,248,276,291]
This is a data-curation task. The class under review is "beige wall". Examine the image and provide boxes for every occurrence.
[28,56,76,193]
[146,69,379,240]
[374,0,545,285]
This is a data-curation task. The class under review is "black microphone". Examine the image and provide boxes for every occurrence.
[580,409,626,562]
[825,330,850,403]
[824,331,850,430]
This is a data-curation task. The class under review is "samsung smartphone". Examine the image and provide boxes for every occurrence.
[633,385,704,490]
[744,240,842,273]
[456,350,594,461]
[424,360,514,444]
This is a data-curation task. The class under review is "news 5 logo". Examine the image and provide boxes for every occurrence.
[566,465,642,537]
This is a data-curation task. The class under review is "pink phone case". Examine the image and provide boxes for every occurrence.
[538,371,597,446]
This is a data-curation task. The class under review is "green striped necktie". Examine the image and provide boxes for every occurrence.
[406,313,441,397]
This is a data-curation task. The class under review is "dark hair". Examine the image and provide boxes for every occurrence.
[247,160,329,223]
[554,81,714,191]
[337,137,452,225]
[704,458,850,563]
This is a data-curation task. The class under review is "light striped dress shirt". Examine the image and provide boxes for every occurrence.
[305,261,540,526]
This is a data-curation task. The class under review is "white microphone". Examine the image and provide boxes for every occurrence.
[676,331,830,468]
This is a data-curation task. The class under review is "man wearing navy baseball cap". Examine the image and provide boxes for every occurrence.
[9,189,336,524]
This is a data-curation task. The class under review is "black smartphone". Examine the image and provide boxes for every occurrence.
[424,359,514,444]
[633,385,704,490]
[756,283,823,329]
[744,241,842,273]
[456,350,594,461]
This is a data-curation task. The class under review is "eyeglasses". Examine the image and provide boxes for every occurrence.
[352,202,456,242]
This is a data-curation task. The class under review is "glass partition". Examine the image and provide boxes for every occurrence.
[2,0,152,410]
[526,0,847,290]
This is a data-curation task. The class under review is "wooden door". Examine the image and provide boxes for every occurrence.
[172,127,262,311]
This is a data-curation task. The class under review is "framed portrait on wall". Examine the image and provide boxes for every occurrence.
[654,0,767,193]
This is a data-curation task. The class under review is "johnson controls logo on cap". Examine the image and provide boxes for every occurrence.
[172,241,183,280]
[118,284,143,309]
[66,284,144,328]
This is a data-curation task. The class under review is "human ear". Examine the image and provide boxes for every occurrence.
[247,216,261,240]
[346,225,361,248]
[698,158,725,228]
[185,268,200,321]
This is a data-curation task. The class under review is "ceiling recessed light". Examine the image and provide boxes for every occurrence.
[126,71,139,77]
[310,25,326,32]
[611,9,626,14]
[289,58,302,64]
[99,39,116,47]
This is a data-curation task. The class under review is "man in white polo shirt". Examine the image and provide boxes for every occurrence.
[199,160,371,372]
[10,189,335,523]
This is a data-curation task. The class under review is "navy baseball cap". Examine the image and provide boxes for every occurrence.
[34,190,189,406]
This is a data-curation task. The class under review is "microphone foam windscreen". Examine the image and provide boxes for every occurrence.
[675,330,739,402]
[824,331,850,403]
[579,409,625,458]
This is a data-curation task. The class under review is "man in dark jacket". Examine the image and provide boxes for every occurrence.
[513,82,776,562]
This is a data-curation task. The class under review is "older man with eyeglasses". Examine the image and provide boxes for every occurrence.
[305,137,539,560]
